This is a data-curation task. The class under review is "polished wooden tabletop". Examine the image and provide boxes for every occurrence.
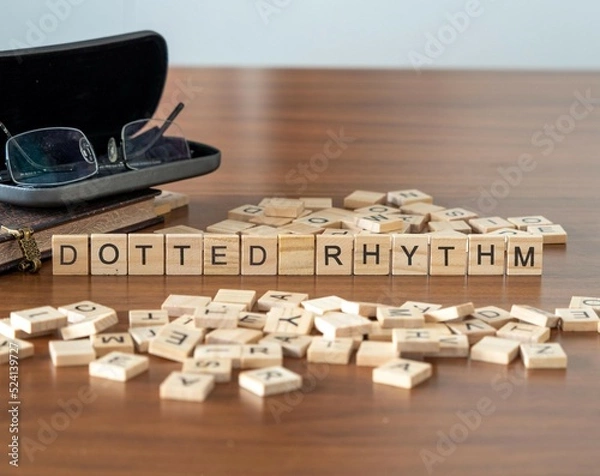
[2,67,600,475]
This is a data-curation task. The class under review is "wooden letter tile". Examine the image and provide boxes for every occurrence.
[49,340,96,367]
[0,338,34,364]
[52,234,89,275]
[467,234,506,276]
[377,306,425,329]
[194,303,246,329]
[470,336,520,365]
[241,235,277,275]
[392,328,441,354]
[424,335,470,358]
[519,343,567,369]
[91,332,134,357]
[259,334,313,358]
[194,345,242,368]
[425,302,475,323]
[429,231,468,276]
[372,358,432,389]
[240,343,283,369]
[468,217,515,234]
[203,234,240,275]
[128,326,163,353]
[301,295,345,315]
[392,234,429,275]
[166,234,203,275]
[213,289,257,310]
[264,307,314,335]
[307,337,354,365]
[206,219,256,234]
[238,312,267,330]
[526,224,567,245]
[471,306,512,329]
[506,234,543,276]
[314,312,372,339]
[89,351,149,382]
[238,366,302,397]
[129,310,169,328]
[228,204,265,222]
[90,233,128,275]
[256,290,309,311]
[182,357,233,382]
[496,322,550,343]
[161,294,212,317]
[159,371,215,402]
[356,341,398,367]
[510,304,559,328]
[506,215,553,231]
[353,234,391,275]
[278,234,315,275]
[262,198,305,218]
[387,189,433,207]
[128,233,164,275]
[343,190,386,209]
[148,324,206,362]
[556,308,599,331]
[446,319,496,345]
[316,234,354,275]
[205,328,263,345]
[10,306,67,334]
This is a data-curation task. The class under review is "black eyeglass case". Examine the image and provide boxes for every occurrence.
[0,31,220,207]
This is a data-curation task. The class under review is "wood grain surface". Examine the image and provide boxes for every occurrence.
[2,68,600,476]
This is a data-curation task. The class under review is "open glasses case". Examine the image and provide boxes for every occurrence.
[0,30,220,207]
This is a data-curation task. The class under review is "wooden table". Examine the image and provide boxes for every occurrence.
[2,68,600,475]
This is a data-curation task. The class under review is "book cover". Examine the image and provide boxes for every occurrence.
[0,188,162,273]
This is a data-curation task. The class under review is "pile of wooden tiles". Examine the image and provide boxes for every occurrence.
[2,290,598,401]
[52,189,566,276]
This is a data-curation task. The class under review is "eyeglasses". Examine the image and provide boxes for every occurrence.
[0,103,190,187]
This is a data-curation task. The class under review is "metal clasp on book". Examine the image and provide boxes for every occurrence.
[1,225,42,273]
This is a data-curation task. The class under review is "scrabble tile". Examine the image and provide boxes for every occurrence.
[471,306,512,329]
[316,234,354,275]
[241,235,277,275]
[429,231,468,276]
[424,335,470,358]
[446,319,497,344]
[467,234,506,276]
[470,336,520,365]
[91,332,134,357]
[148,324,206,362]
[506,234,543,275]
[10,306,67,334]
[49,339,96,367]
[52,234,89,275]
[402,301,442,315]
[227,204,265,222]
[238,312,267,330]
[194,344,242,368]
[510,304,559,328]
[160,371,215,402]
[0,318,54,339]
[128,326,163,353]
[249,215,293,227]
[206,219,256,234]
[307,337,354,365]
[161,295,212,317]
[391,234,429,275]
[392,328,441,354]
[520,343,567,369]
[153,190,189,215]
[355,213,408,233]
[240,343,283,369]
[194,303,246,329]
[430,208,478,222]
[58,301,115,324]
[468,217,515,234]
[506,215,553,231]
[278,234,315,275]
[353,234,391,275]
[0,337,34,364]
[555,308,599,331]
[372,358,432,389]
[301,295,344,315]
[278,222,325,235]
[256,290,309,311]
[154,225,204,235]
[238,366,302,397]
[393,214,429,233]
[299,197,333,210]
[128,233,164,275]
[399,202,445,218]
[264,307,314,335]
[387,189,433,207]
[89,351,149,382]
[314,312,372,339]
[181,358,232,383]
[213,289,257,311]
[422,323,453,335]
[496,322,550,343]
[59,313,118,340]
[203,234,240,275]
[165,234,203,275]
[355,204,399,215]
[427,220,471,234]
[129,310,169,328]
[259,334,313,358]
[169,315,197,328]
[241,225,281,236]
[526,224,567,245]
[205,328,263,345]
[344,190,386,209]
[376,306,425,329]
[425,302,475,323]
[340,300,380,318]
[262,198,305,218]
[321,228,355,236]
[90,233,128,275]
[356,341,398,367]
[367,322,394,342]
[569,296,600,312]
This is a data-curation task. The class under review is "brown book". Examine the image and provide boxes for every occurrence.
[0,189,162,274]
